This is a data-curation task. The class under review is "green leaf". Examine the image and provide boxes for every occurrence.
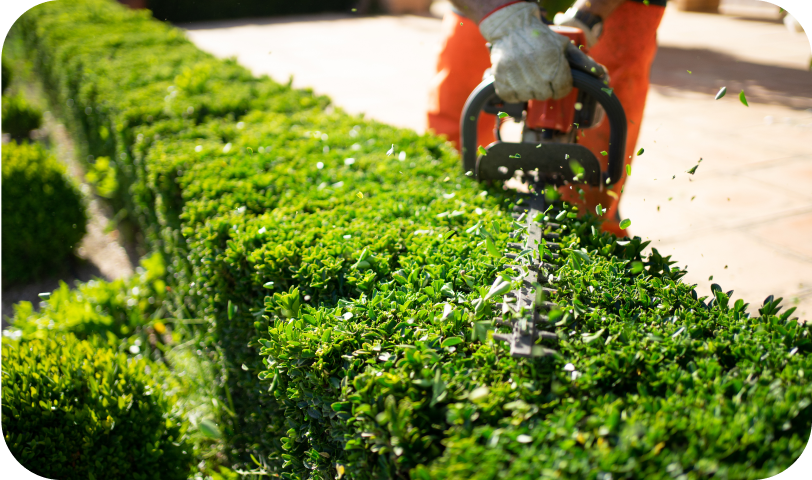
[472,321,492,342]
[600,150,608,156]
[601,87,614,96]
[619,219,631,230]
[431,370,447,407]
[484,277,512,301]
[739,89,749,106]
[477,146,487,156]
[687,164,698,175]
[583,328,605,344]
[498,112,509,118]
[715,86,727,100]
[637,147,644,156]
[485,237,500,258]
[569,159,584,178]
[199,418,222,439]
[469,386,490,402]
[441,337,464,348]
[626,164,631,177]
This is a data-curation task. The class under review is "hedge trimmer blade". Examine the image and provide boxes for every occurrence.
[492,195,562,358]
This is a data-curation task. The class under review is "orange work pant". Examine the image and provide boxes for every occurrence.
[426,2,666,235]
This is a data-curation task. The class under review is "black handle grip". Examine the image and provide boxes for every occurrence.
[460,70,627,185]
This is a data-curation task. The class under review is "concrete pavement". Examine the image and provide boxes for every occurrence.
[184,3,812,320]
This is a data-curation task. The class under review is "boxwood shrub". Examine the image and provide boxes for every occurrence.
[1,333,192,480]
[14,0,812,478]
[1,56,11,93]
[1,140,87,283]
[1,92,43,139]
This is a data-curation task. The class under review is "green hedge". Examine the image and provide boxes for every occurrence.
[1,56,11,93]
[2,333,192,480]
[6,251,238,479]
[1,141,87,283]
[10,252,167,343]
[148,0,355,23]
[1,92,43,139]
[16,1,812,479]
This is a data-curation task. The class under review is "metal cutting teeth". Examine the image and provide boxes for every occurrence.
[492,196,563,358]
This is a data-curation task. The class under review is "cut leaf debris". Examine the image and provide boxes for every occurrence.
[739,90,749,106]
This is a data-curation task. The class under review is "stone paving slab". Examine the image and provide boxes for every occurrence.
[184,4,812,320]
[186,13,444,133]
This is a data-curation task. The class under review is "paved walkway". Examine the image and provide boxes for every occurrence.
[185,4,812,320]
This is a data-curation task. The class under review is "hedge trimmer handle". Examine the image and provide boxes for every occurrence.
[461,69,627,186]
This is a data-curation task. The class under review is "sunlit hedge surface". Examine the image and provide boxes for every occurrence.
[14,1,812,479]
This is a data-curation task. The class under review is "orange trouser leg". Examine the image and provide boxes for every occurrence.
[428,4,664,236]
[559,2,665,235]
[427,12,495,149]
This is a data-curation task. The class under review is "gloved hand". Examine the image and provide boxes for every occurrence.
[554,7,601,49]
[479,2,605,103]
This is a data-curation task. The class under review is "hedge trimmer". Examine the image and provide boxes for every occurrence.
[460,28,627,358]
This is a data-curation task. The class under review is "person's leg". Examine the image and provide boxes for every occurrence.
[427,12,495,150]
[559,1,666,236]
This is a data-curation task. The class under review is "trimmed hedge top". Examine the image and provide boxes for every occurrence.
[15,1,812,479]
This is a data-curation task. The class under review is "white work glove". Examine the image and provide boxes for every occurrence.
[554,7,601,49]
[479,2,604,103]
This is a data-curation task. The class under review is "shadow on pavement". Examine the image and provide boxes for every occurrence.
[180,13,355,30]
[650,45,812,109]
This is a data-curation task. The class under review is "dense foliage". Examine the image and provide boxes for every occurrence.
[1,91,43,139]
[6,251,234,479]
[10,253,168,343]
[11,1,811,479]
[1,141,87,282]
[1,56,11,93]
[1,333,192,480]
